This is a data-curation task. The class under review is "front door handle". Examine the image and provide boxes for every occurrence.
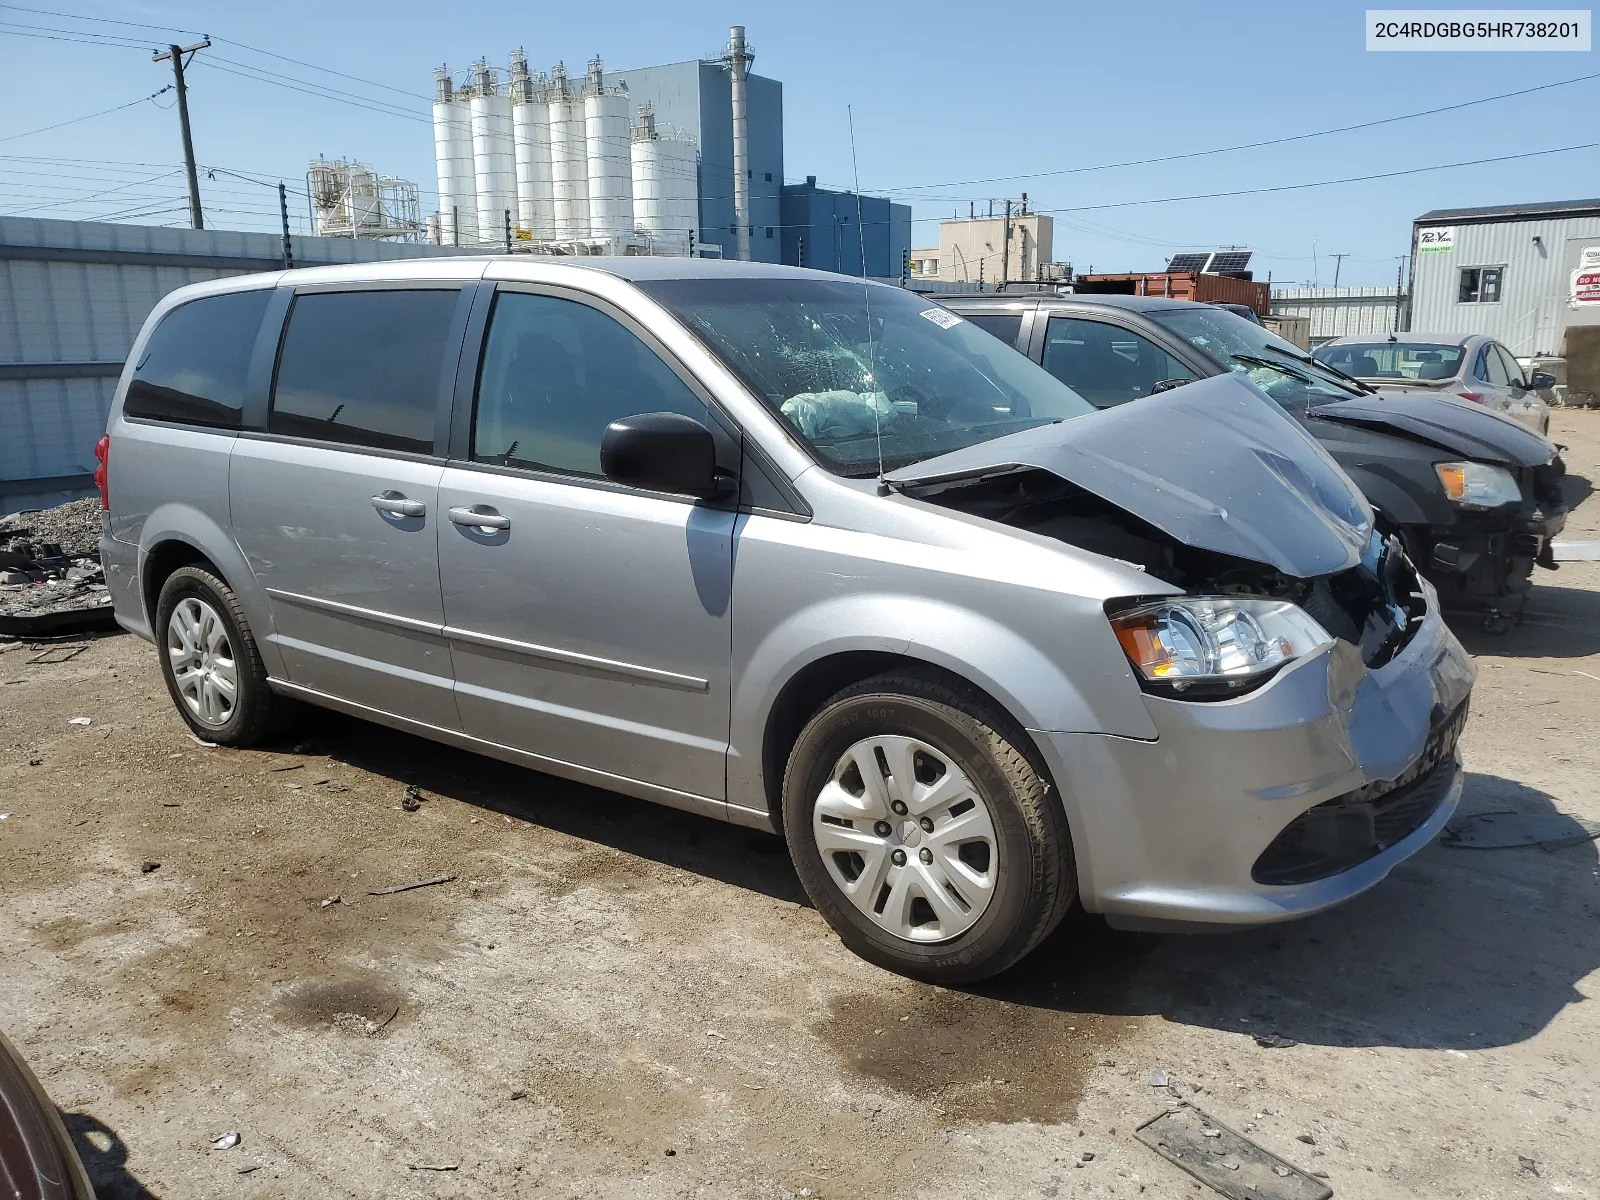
[372,491,425,518]
[448,505,511,531]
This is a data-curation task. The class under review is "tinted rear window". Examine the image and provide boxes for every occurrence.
[124,289,271,428]
[962,313,1023,346]
[270,289,458,454]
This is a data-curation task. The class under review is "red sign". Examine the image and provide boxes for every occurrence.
[1575,269,1600,305]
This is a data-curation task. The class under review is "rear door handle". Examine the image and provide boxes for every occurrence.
[372,492,426,518]
[448,505,511,531]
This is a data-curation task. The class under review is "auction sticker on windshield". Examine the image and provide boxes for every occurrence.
[1368,10,1590,50]
[920,308,964,329]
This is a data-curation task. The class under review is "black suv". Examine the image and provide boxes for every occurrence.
[942,291,1568,629]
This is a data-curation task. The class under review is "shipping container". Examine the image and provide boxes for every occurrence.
[1073,271,1270,314]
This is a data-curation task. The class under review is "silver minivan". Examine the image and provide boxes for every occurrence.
[100,259,1475,982]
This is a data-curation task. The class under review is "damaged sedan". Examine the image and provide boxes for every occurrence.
[105,261,1472,982]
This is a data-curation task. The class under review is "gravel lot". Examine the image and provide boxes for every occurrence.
[2,413,1598,1200]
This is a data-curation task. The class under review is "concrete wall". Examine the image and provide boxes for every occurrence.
[1410,210,1600,356]
[0,216,476,511]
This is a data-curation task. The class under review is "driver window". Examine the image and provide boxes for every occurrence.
[473,291,708,478]
[1482,344,1513,387]
[1493,344,1525,388]
[1041,317,1191,407]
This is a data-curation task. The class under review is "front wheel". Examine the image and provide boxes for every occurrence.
[782,672,1076,983]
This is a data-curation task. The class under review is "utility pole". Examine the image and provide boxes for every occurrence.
[153,39,211,230]
[278,182,293,269]
[1001,199,1013,288]
[1331,252,1349,289]
[1393,256,1408,333]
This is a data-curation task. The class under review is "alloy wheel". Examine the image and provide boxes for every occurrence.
[166,596,238,728]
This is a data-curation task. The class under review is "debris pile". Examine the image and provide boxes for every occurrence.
[0,498,114,634]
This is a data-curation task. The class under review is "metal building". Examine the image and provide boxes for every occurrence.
[0,217,476,512]
[1269,286,1409,345]
[1409,198,1600,357]
[778,178,911,280]
[306,158,424,240]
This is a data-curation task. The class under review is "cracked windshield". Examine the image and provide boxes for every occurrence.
[639,278,1094,475]
[1148,305,1362,409]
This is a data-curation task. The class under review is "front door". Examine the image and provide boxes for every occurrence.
[437,287,735,804]
[231,286,465,729]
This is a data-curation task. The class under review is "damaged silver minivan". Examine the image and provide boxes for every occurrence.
[101,260,1475,981]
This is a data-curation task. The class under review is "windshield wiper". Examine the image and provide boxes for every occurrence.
[1231,353,1363,396]
[1305,357,1378,394]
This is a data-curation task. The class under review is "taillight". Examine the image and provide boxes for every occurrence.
[93,434,110,510]
[1458,391,1485,404]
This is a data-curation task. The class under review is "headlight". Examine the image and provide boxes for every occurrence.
[1434,461,1521,509]
[1108,597,1332,695]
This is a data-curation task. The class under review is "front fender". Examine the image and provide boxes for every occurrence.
[727,590,1157,818]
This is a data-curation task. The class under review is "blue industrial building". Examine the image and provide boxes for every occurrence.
[604,59,783,263]
[779,178,912,281]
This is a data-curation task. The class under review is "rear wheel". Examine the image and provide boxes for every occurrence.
[782,672,1075,983]
[155,565,286,746]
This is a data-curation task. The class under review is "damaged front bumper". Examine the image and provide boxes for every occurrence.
[1032,591,1475,931]
[1423,500,1567,611]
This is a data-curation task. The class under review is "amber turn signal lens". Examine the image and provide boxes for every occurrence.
[1435,463,1466,501]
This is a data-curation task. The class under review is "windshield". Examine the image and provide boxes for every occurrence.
[1313,341,1465,381]
[635,277,1096,476]
[1148,306,1361,409]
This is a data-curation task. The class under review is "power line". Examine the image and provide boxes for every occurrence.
[875,70,1600,194]
[0,86,171,144]
[1032,141,1600,216]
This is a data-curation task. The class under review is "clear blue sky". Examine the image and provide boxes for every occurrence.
[2,0,1595,285]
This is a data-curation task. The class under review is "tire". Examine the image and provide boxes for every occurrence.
[782,671,1076,984]
[154,565,287,747]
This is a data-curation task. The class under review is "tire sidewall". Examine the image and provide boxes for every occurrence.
[155,568,261,744]
[783,691,1041,978]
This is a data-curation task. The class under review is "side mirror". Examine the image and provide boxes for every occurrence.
[1151,377,1193,394]
[1527,371,1557,391]
[600,411,732,499]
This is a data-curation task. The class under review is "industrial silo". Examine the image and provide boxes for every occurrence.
[583,58,633,241]
[547,63,590,241]
[468,60,516,246]
[431,67,478,246]
[508,50,554,242]
[631,105,698,256]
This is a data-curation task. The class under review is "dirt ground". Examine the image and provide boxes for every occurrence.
[3,414,1599,1200]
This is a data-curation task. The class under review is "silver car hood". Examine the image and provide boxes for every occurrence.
[887,374,1373,578]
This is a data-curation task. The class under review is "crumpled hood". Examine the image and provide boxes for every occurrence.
[1310,390,1554,468]
[887,374,1373,578]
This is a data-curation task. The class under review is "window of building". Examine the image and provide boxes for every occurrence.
[269,289,458,454]
[765,227,773,238]
[472,292,709,479]
[124,289,272,428]
[1458,266,1504,304]
[1042,316,1192,408]
[764,172,772,182]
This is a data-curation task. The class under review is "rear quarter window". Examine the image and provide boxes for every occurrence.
[123,289,272,428]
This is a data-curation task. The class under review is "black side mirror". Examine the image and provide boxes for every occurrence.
[601,412,732,499]
[1527,371,1557,391]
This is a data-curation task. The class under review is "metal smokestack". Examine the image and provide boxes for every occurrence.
[724,25,752,262]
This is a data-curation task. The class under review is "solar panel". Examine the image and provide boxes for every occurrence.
[1207,250,1254,274]
[1165,252,1209,272]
